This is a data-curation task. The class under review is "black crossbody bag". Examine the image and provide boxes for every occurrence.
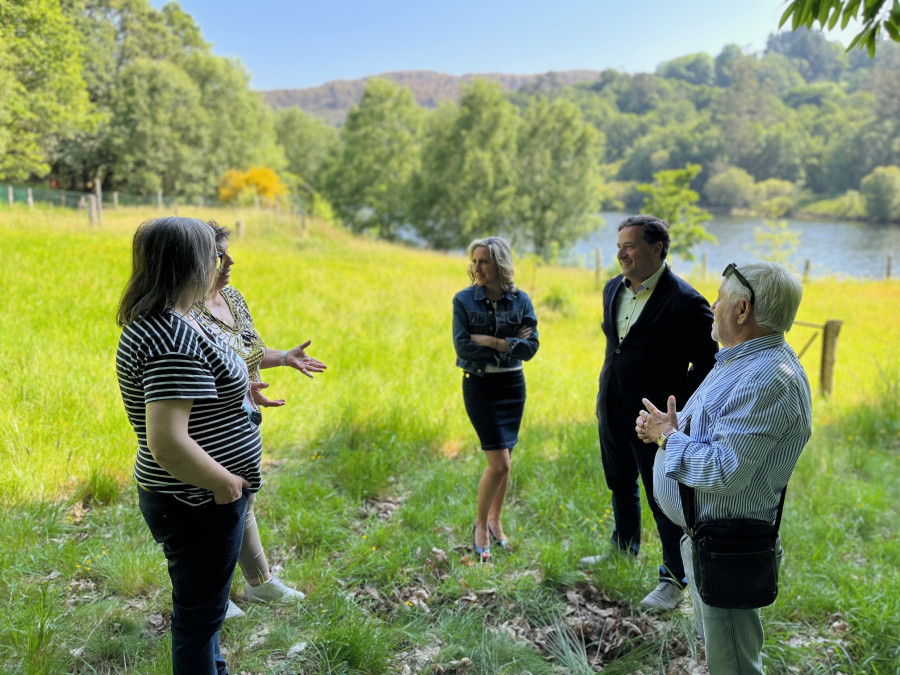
[679,482,784,609]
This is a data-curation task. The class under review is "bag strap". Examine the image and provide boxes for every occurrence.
[679,481,787,538]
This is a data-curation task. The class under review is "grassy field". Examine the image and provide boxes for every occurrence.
[1,205,898,674]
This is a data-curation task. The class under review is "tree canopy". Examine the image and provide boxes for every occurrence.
[779,0,900,56]
[3,0,900,258]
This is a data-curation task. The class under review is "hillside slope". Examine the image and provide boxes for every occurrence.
[262,69,602,125]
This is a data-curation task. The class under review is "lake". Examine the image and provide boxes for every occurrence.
[572,212,900,279]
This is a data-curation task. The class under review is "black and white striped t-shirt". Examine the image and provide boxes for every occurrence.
[116,311,263,505]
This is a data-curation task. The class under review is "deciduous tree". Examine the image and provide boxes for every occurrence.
[324,78,424,238]
[638,163,715,261]
[515,98,602,260]
[411,80,520,249]
[779,0,900,56]
[274,107,338,194]
[183,51,286,197]
[860,165,900,221]
[704,166,758,208]
[0,0,91,181]
[105,58,207,195]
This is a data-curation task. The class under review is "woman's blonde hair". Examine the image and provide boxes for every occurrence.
[466,236,517,292]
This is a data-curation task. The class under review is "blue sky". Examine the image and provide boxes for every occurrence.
[154,0,856,91]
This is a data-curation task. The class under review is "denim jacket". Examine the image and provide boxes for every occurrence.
[452,285,539,376]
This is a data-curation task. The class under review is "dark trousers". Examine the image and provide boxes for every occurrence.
[138,486,247,675]
[599,426,686,586]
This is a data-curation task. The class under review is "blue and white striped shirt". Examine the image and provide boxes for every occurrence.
[653,333,812,528]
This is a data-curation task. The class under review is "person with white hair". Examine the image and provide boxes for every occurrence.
[637,261,813,675]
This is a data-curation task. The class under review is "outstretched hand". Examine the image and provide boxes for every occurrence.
[635,395,678,444]
[250,381,285,408]
[284,340,327,379]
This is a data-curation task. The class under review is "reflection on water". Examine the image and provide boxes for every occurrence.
[573,212,900,279]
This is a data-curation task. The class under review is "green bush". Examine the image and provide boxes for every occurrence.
[860,165,900,222]
[704,166,757,208]
[541,284,575,315]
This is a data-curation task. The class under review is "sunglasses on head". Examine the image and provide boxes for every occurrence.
[723,263,755,305]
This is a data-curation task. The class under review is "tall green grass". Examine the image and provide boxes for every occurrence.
[1,205,898,673]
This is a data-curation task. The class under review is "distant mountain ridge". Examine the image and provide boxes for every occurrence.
[262,69,603,126]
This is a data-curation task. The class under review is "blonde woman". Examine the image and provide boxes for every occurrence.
[452,237,539,562]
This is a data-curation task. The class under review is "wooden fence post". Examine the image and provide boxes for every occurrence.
[236,219,243,239]
[7,185,12,206]
[803,259,810,281]
[701,252,708,281]
[887,255,892,280]
[157,190,163,211]
[300,200,307,235]
[27,188,34,208]
[113,192,119,209]
[820,319,843,398]
[87,194,98,225]
[595,247,602,287]
[94,181,103,225]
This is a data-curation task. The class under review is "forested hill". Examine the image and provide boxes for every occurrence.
[262,70,603,126]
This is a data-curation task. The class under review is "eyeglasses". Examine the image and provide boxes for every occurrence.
[215,251,224,268]
[723,263,755,305]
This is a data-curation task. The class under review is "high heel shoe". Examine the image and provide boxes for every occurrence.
[488,524,509,550]
[472,523,491,562]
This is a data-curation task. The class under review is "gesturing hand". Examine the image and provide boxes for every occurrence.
[284,339,327,378]
[250,381,285,408]
[636,395,678,444]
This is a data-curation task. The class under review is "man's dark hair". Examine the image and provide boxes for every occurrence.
[617,215,670,260]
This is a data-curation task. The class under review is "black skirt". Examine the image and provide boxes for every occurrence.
[462,369,526,451]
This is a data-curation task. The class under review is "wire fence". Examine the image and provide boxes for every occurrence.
[3,184,215,211]
[3,183,314,236]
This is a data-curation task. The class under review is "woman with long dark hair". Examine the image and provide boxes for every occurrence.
[116,217,262,673]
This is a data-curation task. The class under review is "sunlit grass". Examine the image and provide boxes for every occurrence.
[1,204,898,672]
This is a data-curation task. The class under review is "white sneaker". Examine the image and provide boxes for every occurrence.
[578,554,607,567]
[224,599,244,619]
[244,576,306,604]
[640,582,683,611]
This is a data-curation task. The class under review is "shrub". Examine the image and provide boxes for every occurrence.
[800,190,867,220]
[860,165,900,223]
[704,166,758,208]
[541,284,574,315]
[218,166,289,207]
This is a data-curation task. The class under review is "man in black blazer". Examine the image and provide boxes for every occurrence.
[580,215,718,611]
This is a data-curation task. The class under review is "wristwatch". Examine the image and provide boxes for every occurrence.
[656,430,671,448]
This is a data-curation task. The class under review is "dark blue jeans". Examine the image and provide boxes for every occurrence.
[599,427,686,587]
[138,486,247,675]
